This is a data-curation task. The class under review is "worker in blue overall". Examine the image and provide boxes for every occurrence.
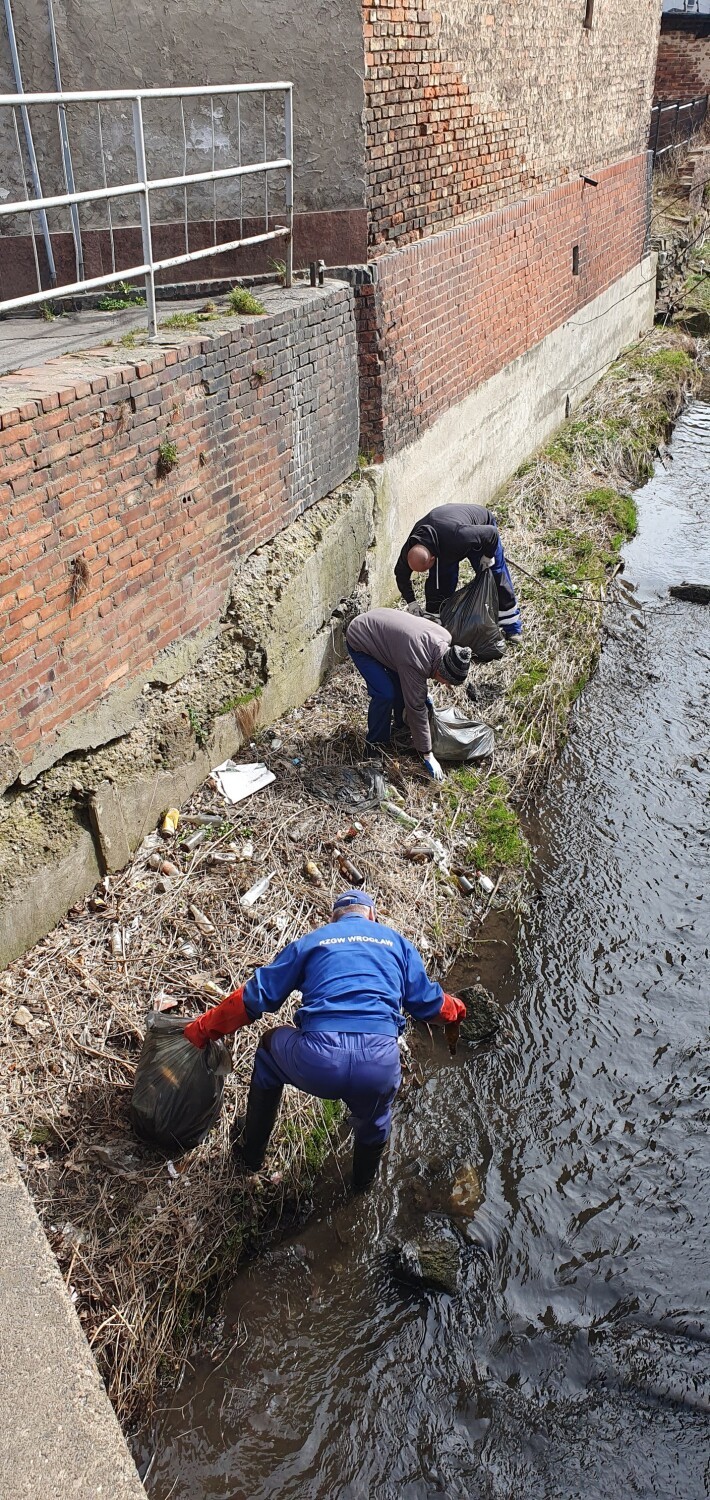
[183,889,466,1190]
[394,501,522,636]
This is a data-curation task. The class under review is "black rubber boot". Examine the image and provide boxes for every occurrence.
[352,1139,386,1192]
[234,1080,283,1170]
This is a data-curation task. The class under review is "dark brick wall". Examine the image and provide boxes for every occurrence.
[356,153,650,459]
[654,19,710,102]
[0,286,359,773]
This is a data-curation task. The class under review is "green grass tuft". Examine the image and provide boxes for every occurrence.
[228,286,267,316]
[583,487,637,540]
[465,778,529,872]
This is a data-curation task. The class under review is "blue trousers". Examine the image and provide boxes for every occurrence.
[252,1027,402,1146]
[425,542,522,635]
[347,643,405,746]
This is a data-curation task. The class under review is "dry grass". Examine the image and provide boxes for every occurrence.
[0,327,700,1432]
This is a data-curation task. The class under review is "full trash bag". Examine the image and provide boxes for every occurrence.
[131,1011,232,1155]
[429,705,494,763]
[439,570,505,661]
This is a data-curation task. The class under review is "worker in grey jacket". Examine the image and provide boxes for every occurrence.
[346,607,471,781]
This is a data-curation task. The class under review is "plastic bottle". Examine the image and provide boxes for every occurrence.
[241,873,274,909]
[381,800,418,829]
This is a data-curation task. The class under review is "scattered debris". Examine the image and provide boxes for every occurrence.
[189,906,217,939]
[449,1163,483,1219]
[303,762,386,811]
[240,874,274,910]
[161,809,180,836]
[213,760,275,803]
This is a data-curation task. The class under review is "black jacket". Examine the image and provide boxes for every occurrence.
[394,504,499,603]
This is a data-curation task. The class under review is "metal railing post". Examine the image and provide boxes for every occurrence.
[652,103,661,161]
[284,84,293,288]
[132,96,157,339]
[3,0,57,286]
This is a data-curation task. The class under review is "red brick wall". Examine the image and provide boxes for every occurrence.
[654,25,710,102]
[0,288,359,779]
[357,152,650,458]
[364,0,659,249]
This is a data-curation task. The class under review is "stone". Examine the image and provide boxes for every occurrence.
[390,1228,461,1295]
[0,744,20,796]
[458,986,501,1043]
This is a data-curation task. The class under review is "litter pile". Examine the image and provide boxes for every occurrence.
[0,329,698,1428]
[0,675,500,1425]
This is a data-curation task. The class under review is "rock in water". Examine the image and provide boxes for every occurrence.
[390,1230,461,1295]
[669,581,710,606]
[449,1163,483,1218]
[458,986,501,1043]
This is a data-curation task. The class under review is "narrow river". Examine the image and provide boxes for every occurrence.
[147,401,710,1500]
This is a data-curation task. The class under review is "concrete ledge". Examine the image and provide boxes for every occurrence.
[0,1132,146,1499]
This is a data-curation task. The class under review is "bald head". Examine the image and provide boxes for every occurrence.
[408,544,435,573]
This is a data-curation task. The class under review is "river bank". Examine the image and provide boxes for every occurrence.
[0,326,703,1435]
[146,388,710,1500]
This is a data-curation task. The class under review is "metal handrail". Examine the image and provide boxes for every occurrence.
[649,93,709,160]
[0,81,294,336]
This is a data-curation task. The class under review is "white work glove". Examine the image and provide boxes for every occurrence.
[407,600,423,615]
[423,752,445,783]
[480,554,495,569]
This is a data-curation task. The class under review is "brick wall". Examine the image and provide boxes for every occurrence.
[0,286,359,778]
[357,153,649,458]
[655,21,710,102]
[364,0,660,249]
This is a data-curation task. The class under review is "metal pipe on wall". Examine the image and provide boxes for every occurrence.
[46,0,84,281]
[2,0,57,285]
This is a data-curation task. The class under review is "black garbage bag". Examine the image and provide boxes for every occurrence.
[131,1011,231,1155]
[303,762,387,811]
[429,705,494,762]
[439,570,505,661]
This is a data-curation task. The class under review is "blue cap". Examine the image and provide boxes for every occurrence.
[332,888,375,915]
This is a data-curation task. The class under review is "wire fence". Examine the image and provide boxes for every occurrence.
[0,83,294,337]
[649,94,709,161]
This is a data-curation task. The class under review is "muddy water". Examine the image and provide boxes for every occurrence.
[146,402,710,1500]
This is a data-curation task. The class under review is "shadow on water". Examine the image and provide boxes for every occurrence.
[144,403,710,1500]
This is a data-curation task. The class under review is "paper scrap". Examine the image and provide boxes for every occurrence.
[212,760,275,804]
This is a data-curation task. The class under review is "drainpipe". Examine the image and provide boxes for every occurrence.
[2,0,57,286]
[46,0,83,281]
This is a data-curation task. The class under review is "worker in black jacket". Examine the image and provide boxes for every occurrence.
[394,502,522,636]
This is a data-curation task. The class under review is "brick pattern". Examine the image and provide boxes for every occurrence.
[356,153,649,458]
[654,25,710,102]
[0,288,358,772]
[363,0,659,249]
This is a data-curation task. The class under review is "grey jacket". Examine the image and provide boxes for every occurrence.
[346,607,451,754]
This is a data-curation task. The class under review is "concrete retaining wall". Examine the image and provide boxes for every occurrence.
[0,1131,146,1499]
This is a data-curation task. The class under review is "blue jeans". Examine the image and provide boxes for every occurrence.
[252,1027,402,1145]
[347,643,405,745]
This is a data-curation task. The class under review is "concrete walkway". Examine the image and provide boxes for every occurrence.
[0,1132,146,1500]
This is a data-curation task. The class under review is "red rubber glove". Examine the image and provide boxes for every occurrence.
[183,985,252,1049]
[437,992,467,1024]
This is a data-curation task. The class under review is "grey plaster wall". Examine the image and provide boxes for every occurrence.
[0,0,366,231]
